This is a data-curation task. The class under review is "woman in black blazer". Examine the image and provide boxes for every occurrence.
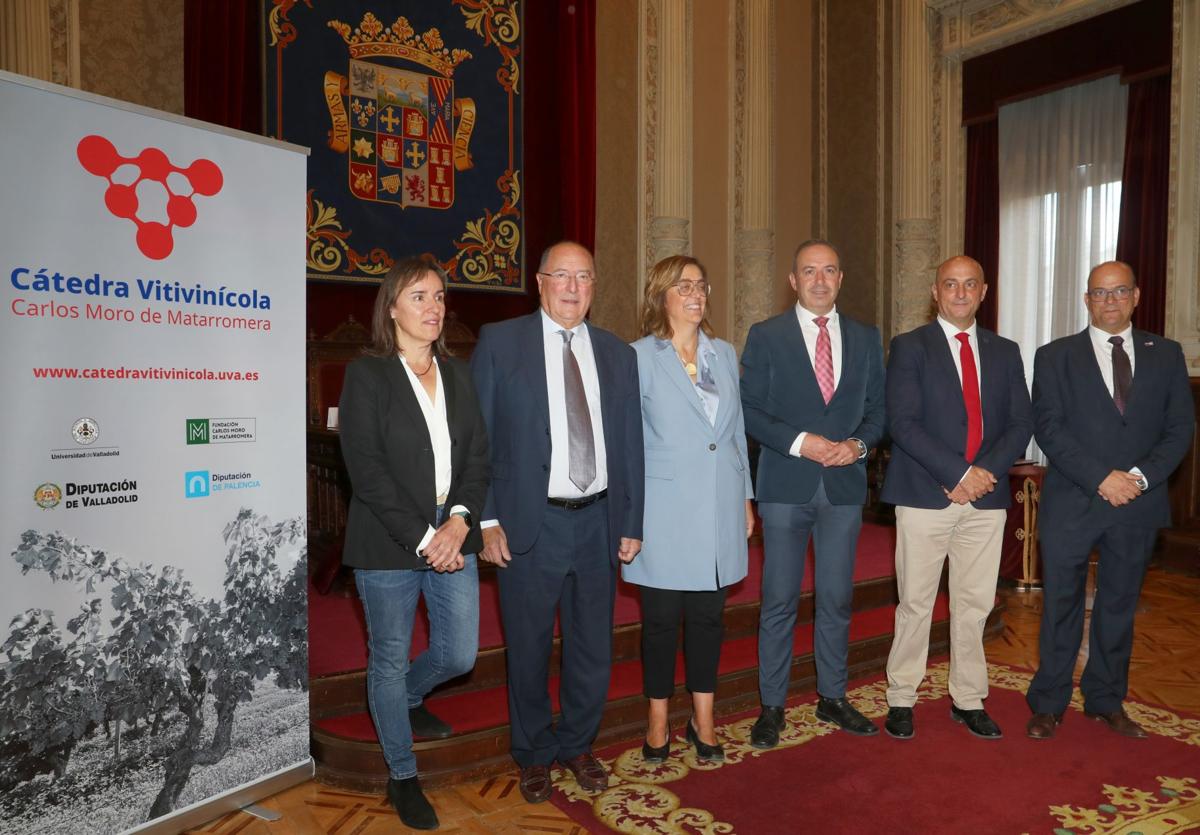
[338,255,489,830]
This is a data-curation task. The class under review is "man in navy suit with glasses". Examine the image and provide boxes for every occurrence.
[1025,261,1194,740]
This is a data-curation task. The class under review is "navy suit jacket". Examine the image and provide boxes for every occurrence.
[881,321,1032,510]
[470,312,645,560]
[741,309,886,505]
[1033,328,1194,531]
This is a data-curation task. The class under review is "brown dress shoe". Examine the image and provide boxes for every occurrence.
[1026,712,1063,739]
[1084,709,1148,739]
[557,752,608,792]
[518,764,553,804]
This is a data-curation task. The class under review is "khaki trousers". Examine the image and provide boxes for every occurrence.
[885,503,1005,710]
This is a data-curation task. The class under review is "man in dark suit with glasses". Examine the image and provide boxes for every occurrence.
[1025,261,1194,740]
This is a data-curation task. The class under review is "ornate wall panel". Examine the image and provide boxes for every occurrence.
[78,0,183,115]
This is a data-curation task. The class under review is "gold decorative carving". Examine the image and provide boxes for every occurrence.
[327,12,473,76]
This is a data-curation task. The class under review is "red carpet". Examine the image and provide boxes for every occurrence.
[312,594,948,741]
[308,522,899,678]
[549,662,1200,833]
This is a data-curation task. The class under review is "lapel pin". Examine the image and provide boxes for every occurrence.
[1144,341,1154,346]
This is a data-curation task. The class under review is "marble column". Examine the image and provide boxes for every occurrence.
[893,0,940,335]
[644,0,692,273]
[0,0,53,80]
[1169,0,1200,370]
[733,0,775,353]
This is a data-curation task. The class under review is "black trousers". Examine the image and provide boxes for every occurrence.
[639,585,728,699]
[1026,523,1158,715]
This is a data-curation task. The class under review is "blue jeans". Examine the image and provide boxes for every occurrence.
[354,516,479,779]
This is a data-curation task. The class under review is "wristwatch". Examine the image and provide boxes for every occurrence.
[450,508,472,526]
[850,438,868,460]
[1135,474,1149,492]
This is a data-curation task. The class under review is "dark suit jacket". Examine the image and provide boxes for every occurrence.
[741,309,886,505]
[470,312,645,560]
[1033,328,1194,530]
[881,321,1032,510]
[339,355,489,570]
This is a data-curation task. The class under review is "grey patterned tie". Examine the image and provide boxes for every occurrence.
[1109,335,1132,415]
[560,330,596,491]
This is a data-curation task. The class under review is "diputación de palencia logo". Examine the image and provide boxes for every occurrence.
[184,470,262,499]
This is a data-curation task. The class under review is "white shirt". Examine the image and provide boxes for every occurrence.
[1087,323,1147,487]
[401,356,468,555]
[936,316,983,393]
[788,305,865,459]
[542,309,608,497]
[1088,323,1136,396]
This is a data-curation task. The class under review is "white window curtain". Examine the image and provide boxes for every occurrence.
[997,74,1127,459]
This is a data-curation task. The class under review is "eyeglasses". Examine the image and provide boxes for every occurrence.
[538,270,596,285]
[1086,286,1134,302]
[672,280,711,297]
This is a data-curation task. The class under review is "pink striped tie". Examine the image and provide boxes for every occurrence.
[814,316,834,404]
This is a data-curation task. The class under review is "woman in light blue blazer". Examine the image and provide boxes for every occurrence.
[625,255,755,763]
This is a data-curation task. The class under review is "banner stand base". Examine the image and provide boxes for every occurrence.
[242,804,283,822]
[125,758,314,834]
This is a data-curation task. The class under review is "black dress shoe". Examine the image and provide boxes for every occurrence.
[950,705,1002,739]
[685,719,725,761]
[409,704,453,739]
[642,729,670,763]
[884,706,914,739]
[387,776,439,830]
[815,696,879,736]
[750,705,785,749]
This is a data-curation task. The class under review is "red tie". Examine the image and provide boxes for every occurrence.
[955,332,982,462]
[813,316,835,405]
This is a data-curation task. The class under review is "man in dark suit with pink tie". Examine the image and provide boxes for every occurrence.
[881,255,1032,741]
[1025,261,1194,740]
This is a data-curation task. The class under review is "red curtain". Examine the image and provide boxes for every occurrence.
[964,119,999,332]
[524,0,596,258]
[183,0,261,134]
[1117,73,1171,336]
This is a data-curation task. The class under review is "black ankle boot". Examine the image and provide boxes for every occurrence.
[387,776,439,830]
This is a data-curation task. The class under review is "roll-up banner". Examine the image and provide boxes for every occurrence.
[0,71,311,834]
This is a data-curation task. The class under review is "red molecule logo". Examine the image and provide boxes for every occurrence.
[77,135,223,260]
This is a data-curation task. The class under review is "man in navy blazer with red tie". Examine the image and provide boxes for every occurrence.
[881,255,1032,741]
[1025,261,1194,740]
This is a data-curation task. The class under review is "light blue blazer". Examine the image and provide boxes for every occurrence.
[622,334,753,591]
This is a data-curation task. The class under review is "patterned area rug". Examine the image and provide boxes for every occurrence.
[549,662,1200,833]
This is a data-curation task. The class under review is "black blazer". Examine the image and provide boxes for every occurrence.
[881,321,1032,510]
[339,354,489,570]
[470,312,645,560]
[740,309,886,505]
[1033,328,1194,531]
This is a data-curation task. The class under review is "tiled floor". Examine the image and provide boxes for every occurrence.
[187,563,1200,834]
